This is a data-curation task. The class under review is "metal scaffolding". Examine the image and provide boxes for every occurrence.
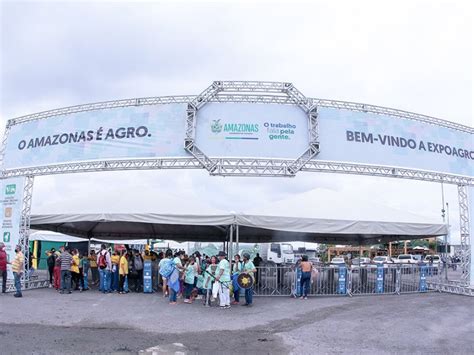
[19,176,34,283]
[0,80,472,295]
[458,185,471,285]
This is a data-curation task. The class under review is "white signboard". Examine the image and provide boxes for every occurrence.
[0,177,25,279]
[317,107,473,177]
[3,104,189,170]
[195,103,310,159]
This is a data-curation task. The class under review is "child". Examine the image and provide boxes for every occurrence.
[204,256,218,306]
[183,256,195,304]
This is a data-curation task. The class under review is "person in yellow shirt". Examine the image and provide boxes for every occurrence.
[89,250,99,286]
[119,250,129,294]
[111,251,120,292]
[71,249,81,291]
[143,249,153,261]
[11,245,24,298]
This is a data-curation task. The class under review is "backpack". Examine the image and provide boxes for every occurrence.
[98,251,107,269]
[47,254,56,268]
[159,258,175,279]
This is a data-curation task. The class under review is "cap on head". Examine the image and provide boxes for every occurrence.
[217,251,226,257]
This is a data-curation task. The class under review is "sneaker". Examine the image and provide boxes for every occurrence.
[48,284,53,288]
[241,303,249,307]
[14,293,22,298]
[219,306,226,310]
[183,299,190,303]
[224,305,231,309]
[231,301,239,305]
[169,301,177,305]
[304,296,308,300]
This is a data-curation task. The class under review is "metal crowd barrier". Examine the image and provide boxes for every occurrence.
[252,264,440,297]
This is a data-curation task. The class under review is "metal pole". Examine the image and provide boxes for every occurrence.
[236,224,240,257]
[229,224,234,270]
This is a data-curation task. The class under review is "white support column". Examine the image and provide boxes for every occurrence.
[229,224,234,271]
[236,224,240,257]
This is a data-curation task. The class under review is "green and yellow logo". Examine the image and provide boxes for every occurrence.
[5,184,16,195]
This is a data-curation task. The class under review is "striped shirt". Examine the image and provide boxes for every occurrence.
[60,252,73,271]
[11,251,24,273]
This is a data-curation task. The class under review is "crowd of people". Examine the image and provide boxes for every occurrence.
[38,244,259,308]
[1,241,312,304]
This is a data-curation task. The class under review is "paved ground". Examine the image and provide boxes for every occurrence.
[0,289,473,354]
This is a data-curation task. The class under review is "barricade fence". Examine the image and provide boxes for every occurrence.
[251,264,441,297]
[2,264,442,296]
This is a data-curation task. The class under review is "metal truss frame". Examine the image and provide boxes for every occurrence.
[183,81,320,176]
[1,157,473,184]
[427,281,474,296]
[19,176,34,284]
[0,81,473,295]
[458,185,471,285]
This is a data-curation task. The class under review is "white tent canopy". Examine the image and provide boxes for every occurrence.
[30,211,447,246]
[29,230,148,245]
[30,230,87,243]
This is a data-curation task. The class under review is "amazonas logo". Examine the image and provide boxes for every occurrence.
[210,120,259,134]
[211,119,223,133]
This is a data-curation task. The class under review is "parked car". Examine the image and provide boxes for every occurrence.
[330,257,347,267]
[394,254,418,264]
[423,255,441,265]
[350,257,374,270]
[372,256,395,265]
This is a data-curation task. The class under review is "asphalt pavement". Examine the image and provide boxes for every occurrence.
[0,289,473,354]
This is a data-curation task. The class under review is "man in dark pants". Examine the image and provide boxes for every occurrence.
[253,253,263,286]
[59,246,73,294]
[0,243,7,293]
[46,248,56,288]
[133,250,144,292]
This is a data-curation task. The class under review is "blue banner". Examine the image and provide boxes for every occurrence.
[376,265,384,293]
[419,265,427,292]
[143,261,153,293]
[338,266,347,294]
[295,267,302,297]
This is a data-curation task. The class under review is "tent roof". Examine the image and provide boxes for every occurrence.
[29,230,149,245]
[30,212,447,245]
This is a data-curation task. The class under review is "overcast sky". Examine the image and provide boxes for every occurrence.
[1,0,472,244]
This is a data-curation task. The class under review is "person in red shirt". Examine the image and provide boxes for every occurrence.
[0,242,7,293]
